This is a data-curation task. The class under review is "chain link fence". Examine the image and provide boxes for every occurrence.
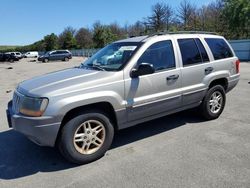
[70,49,100,57]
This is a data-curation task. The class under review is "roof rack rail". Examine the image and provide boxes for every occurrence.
[149,30,218,37]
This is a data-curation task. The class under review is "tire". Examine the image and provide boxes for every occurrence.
[43,58,49,63]
[58,111,114,164]
[9,59,14,63]
[64,57,69,61]
[199,85,226,120]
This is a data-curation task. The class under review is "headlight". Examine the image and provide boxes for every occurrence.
[19,96,49,117]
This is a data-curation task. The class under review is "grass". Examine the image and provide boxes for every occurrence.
[0,45,20,52]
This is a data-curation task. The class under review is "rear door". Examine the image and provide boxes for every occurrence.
[49,51,58,60]
[125,40,182,122]
[204,37,236,74]
[175,36,212,106]
[61,51,68,60]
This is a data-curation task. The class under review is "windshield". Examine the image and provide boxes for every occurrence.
[81,42,142,71]
[44,51,51,55]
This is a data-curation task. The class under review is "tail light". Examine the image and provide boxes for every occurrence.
[235,60,240,73]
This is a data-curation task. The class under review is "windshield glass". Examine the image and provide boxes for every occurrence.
[45,51,51,55]
[81,42,142,71]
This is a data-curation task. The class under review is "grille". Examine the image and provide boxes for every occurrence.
[12,91,22,114]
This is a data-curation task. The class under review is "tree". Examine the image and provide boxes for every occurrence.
[92,22,116,48]
[109,22,126,40]
[58,27,77,49]
[145,2,174,32]
[75,28,93,48]
[43,33,58,51]
[223,0,250,39]
[178,0,196,30]
[127,21,146,36]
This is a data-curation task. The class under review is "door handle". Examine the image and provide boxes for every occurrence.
[205,67,213,74]
[167,74,179,81]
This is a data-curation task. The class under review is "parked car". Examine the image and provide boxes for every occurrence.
[7,32,240,164]
[38,50,72,62]
[24,51,39,58]
[5,52,23,59]
[0,53,19,62]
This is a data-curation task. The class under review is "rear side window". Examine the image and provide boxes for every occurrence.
[178,39,202,66]
[138,40,175,71]
[205,38,233,60]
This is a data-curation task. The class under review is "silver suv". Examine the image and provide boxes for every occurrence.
[6,32,240,164]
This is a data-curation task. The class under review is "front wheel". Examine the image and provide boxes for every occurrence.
[199,85,226,120]
[43,58,49,63]
[58,112,114,164]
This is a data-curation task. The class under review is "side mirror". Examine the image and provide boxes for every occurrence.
[131,63,155,78]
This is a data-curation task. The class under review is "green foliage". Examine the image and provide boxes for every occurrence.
[44,33,58,51]
[0,46,20,52]
[62,32,77,49]
[223,0,250,39]
[58,27,77,50]
[75,28,94,48]
[14,40,45,52]
[93,24,117,48]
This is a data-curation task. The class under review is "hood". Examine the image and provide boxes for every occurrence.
[39,54,48,58]
[17,68,116,97]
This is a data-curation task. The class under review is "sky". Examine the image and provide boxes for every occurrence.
[0,0,215,45]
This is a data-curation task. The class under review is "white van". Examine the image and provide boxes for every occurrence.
[24,51,39,58]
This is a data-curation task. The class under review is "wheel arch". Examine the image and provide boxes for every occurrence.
[55,101,118,145]
[208,77,228,91]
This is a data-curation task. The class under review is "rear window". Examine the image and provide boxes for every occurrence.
[205,38,233,60]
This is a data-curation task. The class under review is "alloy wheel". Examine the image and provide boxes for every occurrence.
[73,120,106,155]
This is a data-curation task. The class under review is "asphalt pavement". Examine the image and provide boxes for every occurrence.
[0,61,249,188]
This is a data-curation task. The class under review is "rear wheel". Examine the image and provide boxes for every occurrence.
[58,112,114,164]
[199,85,226,120]
[64,57,69,61]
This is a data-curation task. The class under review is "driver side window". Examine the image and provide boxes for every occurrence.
[137,40,175,71]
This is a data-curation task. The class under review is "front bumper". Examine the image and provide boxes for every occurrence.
[6,101,61,147]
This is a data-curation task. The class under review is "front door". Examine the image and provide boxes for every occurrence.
[125,40,182,122]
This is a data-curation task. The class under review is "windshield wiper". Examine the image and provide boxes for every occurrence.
[80,64,105,71]
[91,64,106,71]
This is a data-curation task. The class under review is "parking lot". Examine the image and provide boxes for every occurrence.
[0,58,250,188]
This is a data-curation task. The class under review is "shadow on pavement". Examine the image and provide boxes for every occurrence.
[0,110,204,180]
